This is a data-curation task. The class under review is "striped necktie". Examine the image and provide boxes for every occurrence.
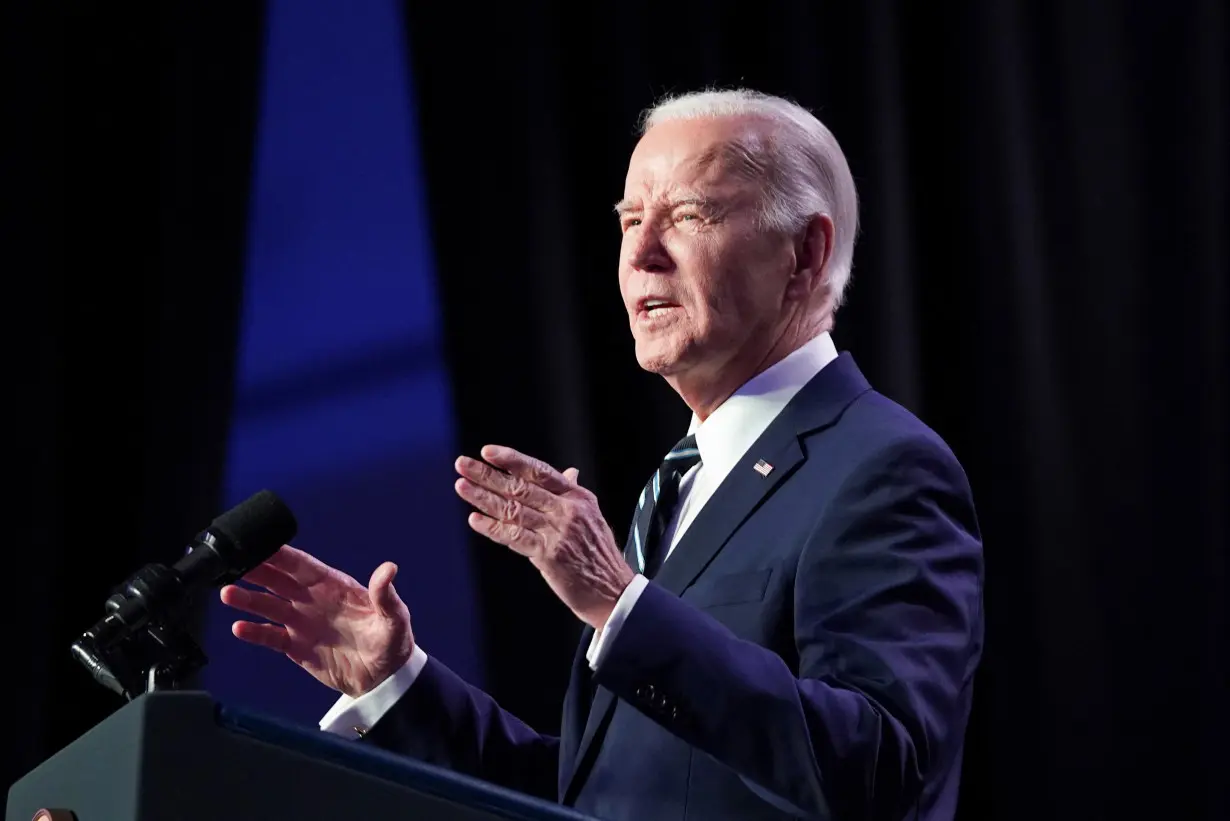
[628,434,703,579]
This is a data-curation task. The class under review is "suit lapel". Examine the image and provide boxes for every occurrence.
[561,353,872,800]
[655,353,871,596]
[651,433,804,595]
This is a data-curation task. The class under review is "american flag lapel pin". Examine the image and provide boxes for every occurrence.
[753,459,773,477]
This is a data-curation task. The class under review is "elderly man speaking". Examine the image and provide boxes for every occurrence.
[221,88,984,821]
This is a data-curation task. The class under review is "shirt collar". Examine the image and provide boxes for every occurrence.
[687,331,838,479]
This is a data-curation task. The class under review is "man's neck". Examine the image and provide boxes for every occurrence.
[669,317,829,421]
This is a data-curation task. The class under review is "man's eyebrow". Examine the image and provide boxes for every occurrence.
[613,194,719,216]
[671,195,718,210]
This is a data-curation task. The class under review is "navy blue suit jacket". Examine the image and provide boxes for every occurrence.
[365,353,984,820]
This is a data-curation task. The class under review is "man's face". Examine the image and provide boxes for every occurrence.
[617,117,795,383]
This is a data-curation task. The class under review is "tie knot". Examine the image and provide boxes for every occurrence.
[662,434,702,475]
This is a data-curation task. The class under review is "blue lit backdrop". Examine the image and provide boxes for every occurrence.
[201,0,482,723]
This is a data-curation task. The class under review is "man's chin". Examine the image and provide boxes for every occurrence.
[637,357,676,375]
[634,341,691,375]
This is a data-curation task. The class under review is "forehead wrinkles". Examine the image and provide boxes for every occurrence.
[697,139,768,183]
[628,138,762,209]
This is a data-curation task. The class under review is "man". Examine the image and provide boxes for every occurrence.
[221,88,984,821]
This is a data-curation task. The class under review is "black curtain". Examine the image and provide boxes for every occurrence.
[7,2,1227,820]
[402,2,1228,820]
[5,0,265,795]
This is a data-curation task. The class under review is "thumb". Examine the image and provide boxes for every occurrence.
[368,561,404,616]
[564,467,580,484]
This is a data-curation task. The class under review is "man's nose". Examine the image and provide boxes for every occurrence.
[628,225,673,273]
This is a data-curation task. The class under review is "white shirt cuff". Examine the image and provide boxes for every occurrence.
[319,644,429,738]
[586,574,649,670]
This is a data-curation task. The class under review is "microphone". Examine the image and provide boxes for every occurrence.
[71,490,297,697]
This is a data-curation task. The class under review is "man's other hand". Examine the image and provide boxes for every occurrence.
[220,545,415,697]
[455,445,635,629]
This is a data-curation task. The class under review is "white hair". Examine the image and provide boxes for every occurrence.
[640,88,860,310]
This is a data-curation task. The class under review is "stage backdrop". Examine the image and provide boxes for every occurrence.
[199,0,482,723]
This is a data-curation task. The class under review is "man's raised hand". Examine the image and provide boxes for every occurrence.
[220,545,415,697]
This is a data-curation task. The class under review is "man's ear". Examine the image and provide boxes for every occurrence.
[785,214,834,301]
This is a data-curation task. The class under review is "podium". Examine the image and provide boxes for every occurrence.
[6,691,596,821]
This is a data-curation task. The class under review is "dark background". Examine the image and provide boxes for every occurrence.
[7,1,1227,820]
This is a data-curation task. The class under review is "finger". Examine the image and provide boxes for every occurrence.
[480,445,572,495]
[231,620,291,653]
[219,585,305,629]
[455,477,553,532]
[468,512,545,557]
[264,544,334,584]
[240,562,310,603]
[564,467,580,484]
[455,455,562,513]
[368,561,405,618]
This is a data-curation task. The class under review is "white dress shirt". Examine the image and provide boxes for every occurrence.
[319,331,839,738]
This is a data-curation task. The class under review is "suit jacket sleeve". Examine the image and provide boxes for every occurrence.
[361,654,561,801]
[592,435,984,820]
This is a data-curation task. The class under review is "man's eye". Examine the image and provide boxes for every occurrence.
[622,218,641,230]
[677,213,699,222]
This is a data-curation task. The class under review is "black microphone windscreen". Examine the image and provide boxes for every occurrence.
[209,490,298,566]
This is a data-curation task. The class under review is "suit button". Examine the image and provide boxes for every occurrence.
[669,705,679,720]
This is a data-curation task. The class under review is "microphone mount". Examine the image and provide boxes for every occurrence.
[70,490,297,701]
[70,562,209,700]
